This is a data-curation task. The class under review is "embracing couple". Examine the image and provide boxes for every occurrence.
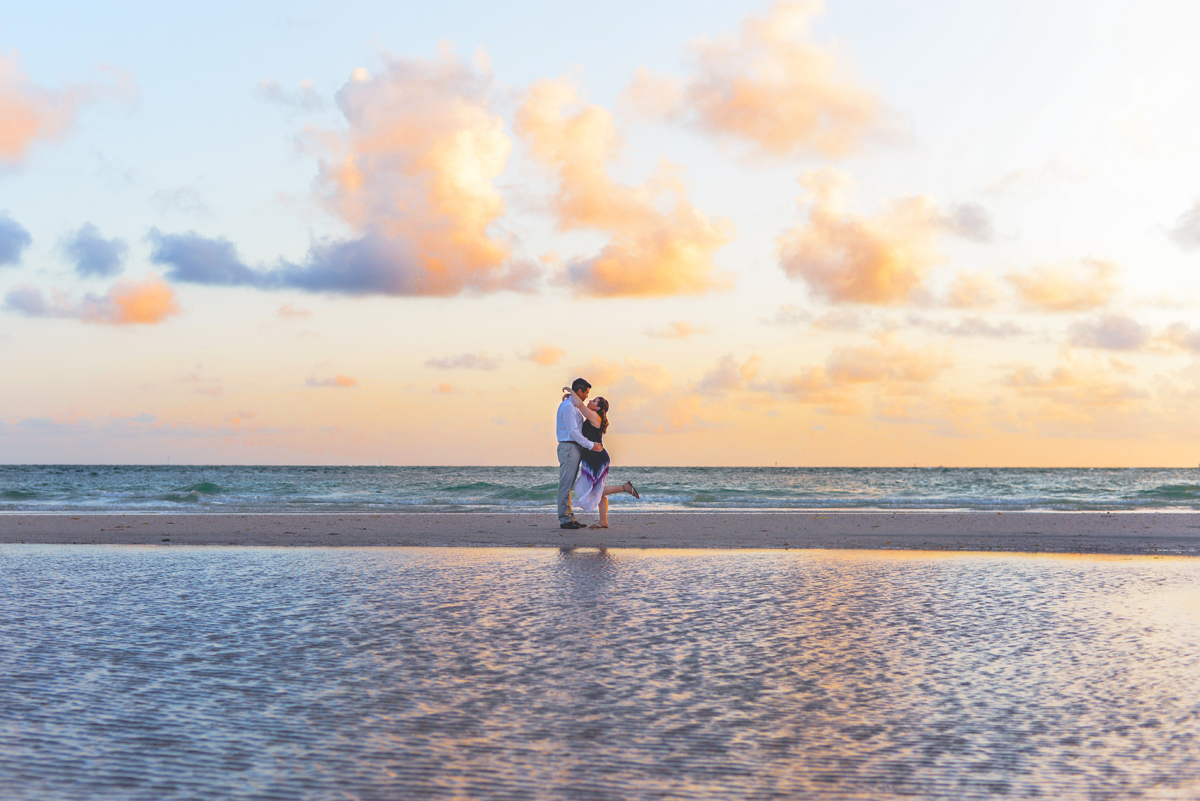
[556,377,640,530]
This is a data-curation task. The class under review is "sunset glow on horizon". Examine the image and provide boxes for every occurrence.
[5,0,1200,466]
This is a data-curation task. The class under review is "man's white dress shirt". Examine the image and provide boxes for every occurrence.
[556,397,594,450]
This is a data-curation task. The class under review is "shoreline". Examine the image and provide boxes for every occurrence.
[1,511,1199,555]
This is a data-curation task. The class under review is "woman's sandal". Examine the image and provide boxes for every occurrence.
[589,523,609,529]
[625,481,640,499]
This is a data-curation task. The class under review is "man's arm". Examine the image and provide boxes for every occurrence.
[566,390,601,426]
[566,407,602,451]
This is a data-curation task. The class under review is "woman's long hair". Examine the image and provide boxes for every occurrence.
[595,397,610,436]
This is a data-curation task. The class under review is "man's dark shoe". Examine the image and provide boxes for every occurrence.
[560,520,585,529]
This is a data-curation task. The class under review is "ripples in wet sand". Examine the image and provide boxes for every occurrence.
[1,546,1198,800]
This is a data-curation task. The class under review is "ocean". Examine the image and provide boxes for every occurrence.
[3,464,1200,514]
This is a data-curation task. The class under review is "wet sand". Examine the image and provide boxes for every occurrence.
[1,512,1199,554]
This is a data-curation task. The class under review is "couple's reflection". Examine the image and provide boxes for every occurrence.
[552,545,618,602]
[559,544,610,556]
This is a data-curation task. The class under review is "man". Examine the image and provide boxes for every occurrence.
[557,377,603,529]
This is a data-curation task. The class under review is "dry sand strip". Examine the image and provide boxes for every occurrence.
[1,512,1200,554]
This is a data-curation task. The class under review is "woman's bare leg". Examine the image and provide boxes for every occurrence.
[594,482,636,528]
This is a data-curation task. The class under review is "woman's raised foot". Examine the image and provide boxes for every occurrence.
[625,481,640,499]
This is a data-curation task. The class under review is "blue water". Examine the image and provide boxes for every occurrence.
[3,465,1200,513]
[1,546,1198,800]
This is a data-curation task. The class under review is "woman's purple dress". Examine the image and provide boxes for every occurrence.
[575,420,610,511]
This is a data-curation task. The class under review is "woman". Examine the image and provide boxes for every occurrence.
[563,387,639,528]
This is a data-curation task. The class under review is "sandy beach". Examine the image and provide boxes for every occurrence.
[1,511,1198,554]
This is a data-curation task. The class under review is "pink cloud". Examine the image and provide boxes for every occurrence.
[907,315,1024,339]
[1006,258,1119,312]
[107,278,180,324]
[307,374,358,388]
[1159,322,1200,354]
[945,271,1001,309]
[303,49,532,295]
[277,303,311,319]
[778,335,953,414]
[825,337,951,384]
[696,354,764,396]
[429,382,484,395]
[3,274,180,325]
[811,308,866,332]
[516,77,733,296]
[518,342,565,366]
[777,168,944,305]
[0,50,134,164]
[624,1,884,158]
[1002,363,1148,408]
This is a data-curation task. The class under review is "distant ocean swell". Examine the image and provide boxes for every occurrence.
[3,466,1200,513]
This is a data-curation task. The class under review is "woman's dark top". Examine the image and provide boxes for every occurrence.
[580,420,609,470]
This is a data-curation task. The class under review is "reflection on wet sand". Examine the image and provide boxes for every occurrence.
[0,546,1197,800]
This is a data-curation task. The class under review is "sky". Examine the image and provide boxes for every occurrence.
[4,0,1200,466]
